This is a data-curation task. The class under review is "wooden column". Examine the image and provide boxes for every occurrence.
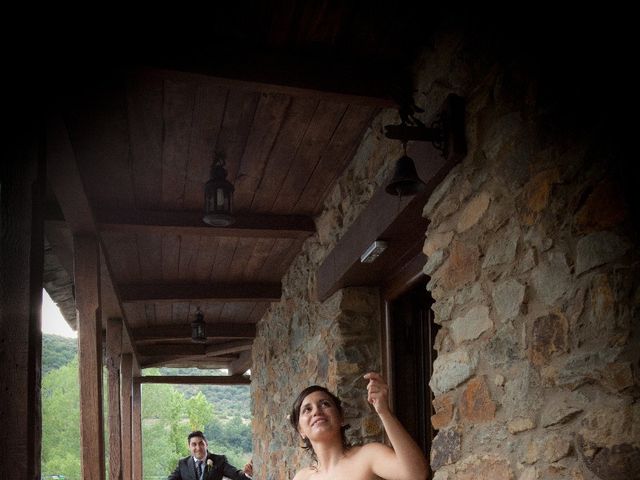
[106,318,123,480]
[0,123,45,480]
[74,235,105,480]
[132,379,143,480]
[121,353,133,480]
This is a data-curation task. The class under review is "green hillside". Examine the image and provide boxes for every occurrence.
[43,334,77,374]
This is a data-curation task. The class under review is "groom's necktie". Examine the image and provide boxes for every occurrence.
[196,460,203,479]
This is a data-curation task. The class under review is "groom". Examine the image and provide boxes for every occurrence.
[168,431,253,480]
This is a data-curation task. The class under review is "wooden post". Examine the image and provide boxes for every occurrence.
[121,353,133,480]
[107,318,123,480]
[132,378,143,480]
[74,234,105,480]
[0,123,45,480]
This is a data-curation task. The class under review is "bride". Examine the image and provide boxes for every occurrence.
[290,372,429,480]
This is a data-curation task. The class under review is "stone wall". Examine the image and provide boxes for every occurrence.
[251,20,639,480]
[417,27,639,480]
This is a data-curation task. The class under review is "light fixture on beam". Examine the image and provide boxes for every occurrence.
[191,308,206,343]
[203,152,234,227]
[360,240,388,263]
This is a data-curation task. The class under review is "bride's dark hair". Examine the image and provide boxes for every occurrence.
[290,385,351,462]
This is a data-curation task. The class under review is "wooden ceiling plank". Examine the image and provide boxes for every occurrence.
[243,238,276,279]
[131,322,255,341]
[161,78,196,210]
[171,302,190,325]
[100,232,141,284]
[271,100,348,214]
[182,83,229,210]
[193,237,219,282]
[119,283,281,303]
[250,97,319,212]
[253,238,297,282]
[209,237,238,283]
[135,232,163,283]
[137,375,250,385]
[161,234,181,281]
[92,208,315,239]
[233,93,292,210]
[226,238,257,282]
[127,70,164,210]
[177,234,201,281]
[215,90,261,184]
[298,104,378,214]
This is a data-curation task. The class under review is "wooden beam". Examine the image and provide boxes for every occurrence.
[106,318,123,480]
[77,208,315,239]
[206,340,252,356]
[141,356,233,369]
[132,322,255,342]
[138,48,397,107]
[46,115,142,366]
[137,343,241,358]
[136,375,250,385]
[0,126,45,480]
[229,350,252,376]
[74,234,105,480]
[120,353,133,480]
[119,283,281,304]
[132,380,142,480]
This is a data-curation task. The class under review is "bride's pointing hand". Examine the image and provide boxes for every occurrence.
[364,372,390,415]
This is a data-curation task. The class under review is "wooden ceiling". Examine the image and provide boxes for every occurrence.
[41,1,435,372]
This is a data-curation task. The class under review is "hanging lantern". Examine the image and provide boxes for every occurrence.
[203,153,234,227]
[191,308,206,343]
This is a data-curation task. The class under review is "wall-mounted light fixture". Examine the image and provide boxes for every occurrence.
[191,308,206,343]
[360,240,388,263]
[384,94,465,197]
[203,152,234,227]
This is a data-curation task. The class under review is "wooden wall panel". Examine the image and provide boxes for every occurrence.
[106,318,123,480]
[120,353,133,480]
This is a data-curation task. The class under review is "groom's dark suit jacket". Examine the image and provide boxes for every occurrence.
[167,453,250,480]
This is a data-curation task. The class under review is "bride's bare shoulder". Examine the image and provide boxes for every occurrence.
[292,466,316,480]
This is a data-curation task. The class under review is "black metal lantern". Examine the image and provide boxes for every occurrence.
[191,309,206,343]
[203,153,234,227]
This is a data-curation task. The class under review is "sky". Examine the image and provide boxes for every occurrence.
[42,289,77,338]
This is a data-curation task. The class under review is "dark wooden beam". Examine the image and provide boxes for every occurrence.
[90,208,315,239]
[74,235,105,480]
[120,283,281,304]
[132,322,255,342]
[105,318,122,480]
[229,350,252,376]
[120,353,133,480]
[46,116,140,362]
[205,340,252,356]
[316,96,466,301]
[0,127,45,480]
[141,357,233,369]
[136,375,250,385]
[139,46,397,107]
[137,343,240,358]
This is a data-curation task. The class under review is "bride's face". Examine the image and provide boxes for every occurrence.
[297,390,342,441]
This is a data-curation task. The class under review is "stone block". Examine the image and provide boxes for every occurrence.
[430,349,478,396]
[431,428,462,470]
[454,454,514,480]
[518,466,537,480]
[450,305,492,344]
[540,402,582,428]
[520,167,560,225]
[431,393,455,430]
[528,312,568,367]
[460,376,496,423]
[457,191,491,232]
[492,278,526,322]
[433,240,480,291]
[508,417,535,434]
[574,178,628,234]
[530,251,571,306]
[482,222,519,268]
[543,434,572,462]
[575,231,630,275]
[424,230,454,256]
